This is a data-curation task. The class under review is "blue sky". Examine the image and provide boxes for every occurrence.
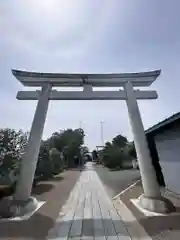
[1,0,180,150]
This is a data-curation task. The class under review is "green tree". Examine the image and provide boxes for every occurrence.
[49,148,64,174]
[35,141,53,179]
[80,146,89,155]
[105,141,112,148]
[128,142,137,158]
[112,134,128,148]
[0,129,28,182]
[100,134,132,169]
[102,145,126,169]
[92,150,98,161]
[35,143,64,183]
[48,128,85,167]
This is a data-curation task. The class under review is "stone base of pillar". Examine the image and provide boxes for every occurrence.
[139,194,175,214]
[0,196,38,218]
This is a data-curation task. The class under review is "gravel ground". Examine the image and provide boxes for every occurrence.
[94,164,140,198]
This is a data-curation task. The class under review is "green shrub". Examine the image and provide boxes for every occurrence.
[102,146,126,169]
[49,148,64,174]
[35,141,53,179]
[0,129,28,181]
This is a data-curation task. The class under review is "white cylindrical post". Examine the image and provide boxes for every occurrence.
[124,81,161,198]
[100,121,104,146]
[15,84,51,201]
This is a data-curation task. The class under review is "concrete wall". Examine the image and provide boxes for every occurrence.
[154,123,180,194]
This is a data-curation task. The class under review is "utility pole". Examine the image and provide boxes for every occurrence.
[79,121,82,129]
[100,121,104,146]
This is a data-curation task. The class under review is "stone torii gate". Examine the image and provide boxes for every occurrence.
[9,69,174,216]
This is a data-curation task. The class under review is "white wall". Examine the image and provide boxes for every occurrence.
[155,124,180,194]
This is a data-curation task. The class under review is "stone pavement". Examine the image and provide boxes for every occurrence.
[48,162,131,240]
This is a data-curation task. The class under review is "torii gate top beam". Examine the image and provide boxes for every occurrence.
[12,69,161,87]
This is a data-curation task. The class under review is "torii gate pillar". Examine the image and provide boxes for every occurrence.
[124,81,174,213]
[14,84,51,201]
[125,81,161,197]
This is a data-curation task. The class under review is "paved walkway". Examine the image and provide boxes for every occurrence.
[48,162,131,240]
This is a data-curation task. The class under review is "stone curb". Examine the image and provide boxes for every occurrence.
[113,198,152,240]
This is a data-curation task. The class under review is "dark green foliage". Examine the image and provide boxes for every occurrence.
[81,146,89,155]
[0,181,17,199]
[0,127,88,190]
[0,129,28,180]
[35,141,53,179]
[49,148,63,175]
[35,128,86,179]
[92,150,98,160]
[128,142,137,158]
[49,128,85,168]
[101,134,135,169]
[112,135,128,148]
[0,129,28,197]
[102,146,122,168]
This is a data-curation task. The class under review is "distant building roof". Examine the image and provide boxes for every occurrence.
[145,112,180,135]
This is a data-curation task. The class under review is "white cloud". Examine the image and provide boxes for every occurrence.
[1,0,114,57]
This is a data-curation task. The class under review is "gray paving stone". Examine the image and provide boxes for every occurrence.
[48,162,131,240]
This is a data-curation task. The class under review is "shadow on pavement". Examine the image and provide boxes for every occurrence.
[109,166,134,171]
[137,213,180,237]
[49,175,64,181]
[1,215,180,239]
[48,218,130,238]
[32,183,54,195]
[0,212,54,239]
[48,215,180,238]
[68,168,84,172]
